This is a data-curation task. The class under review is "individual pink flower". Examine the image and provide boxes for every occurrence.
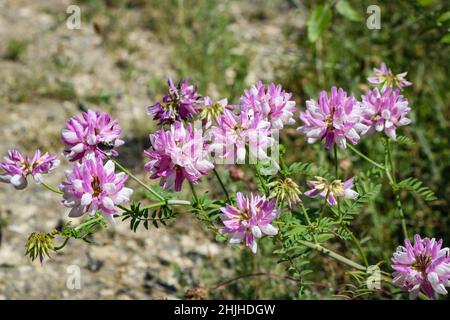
[209,108,274,164]
[0,149,59,190]
[392,235,450,300]
[59,157,133,221]
[297,87,367,149]
[240,81,296,129]
[360,86,411,140]
[144,121,213,191]
[220,192,279,253]
[148,78,201,125]
[61,109,124,162]
[304,176,358,206]
[367,62,412,89]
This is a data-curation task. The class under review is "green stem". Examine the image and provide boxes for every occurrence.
[396,195,408,239]
[385,141,396,185]
[385,140,408,239]
[213,168,231,203]
[300,203,312,226]
[347,144,385,170]
[346,143,408,239]
[300,203,318,243]
[53,237,70,251]
[41,182,63,195]
[347,228,369,267]
[298,240,366,271]
[187,181,221,235]
[74,214,104,232]
[279,152,289,176]
[111,159,165,201]
[189,181,199,203]
[335,145,367,265]
[334,144,342,220]
[299,241,426,299]
[387,140,396,178]
[142,199,191,210]
[254,165,269,196]
[318,190,330,220]
[334,144,339,178]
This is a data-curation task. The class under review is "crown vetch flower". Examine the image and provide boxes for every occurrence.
[240,81,296,129]
[304,176,358,206]
[148,78,201,125]
[198,96,233,127]
[360,86,411,141]
[267,177,302,208]
[61,109,124,162]
[25,231,56,264]
[59,157,133,221]
[0,149,59,189]
[220,192,279,253]
[144,121,213,191]
[209,108,274,163]
[367,62,412,90]
[392,235,450,300]
[297,87,367,149]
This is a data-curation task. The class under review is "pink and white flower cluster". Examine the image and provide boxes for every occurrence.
[0,109,132,221]
[148,78,201,125]
[144,122,214,191]
[368,62,412,90]
[59,157,132,222]
[61,109,124,162]
[144,80,297,190]
[59,109,132,221]
[360,86,411,141]
[298,87,367,149]
[298,63,412,148]
[0,149,59,189]
[240,81,296,129]
[209,108,274,164]
[207,82,296,164]
[392,235,450,300]
[305,176,358,206]
[220,192,279,253]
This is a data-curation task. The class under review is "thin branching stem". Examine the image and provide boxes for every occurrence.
[385,140,409,239]
[187,181,221,236]
[53,237,70,251]
[213,168,231,203]
[111,158,165,201]
[334,144,339,178]
[74,214,104,232]
[335,145,368,266]
[348,228,369,267]
[318,190,330,220]
[300,202,318,243]
[347,144,385,170]
[334,144,342,220]
[41,182,63,195]
[211,272,301,291]
[254,165,270,196]
[300,203,312,226]
[347,143,408,239]
[188,181,200,205]
[298,240,366,271]
[142,199,191,210]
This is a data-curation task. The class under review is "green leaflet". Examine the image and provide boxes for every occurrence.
[394,177,437,202]
[307,5,332,43]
